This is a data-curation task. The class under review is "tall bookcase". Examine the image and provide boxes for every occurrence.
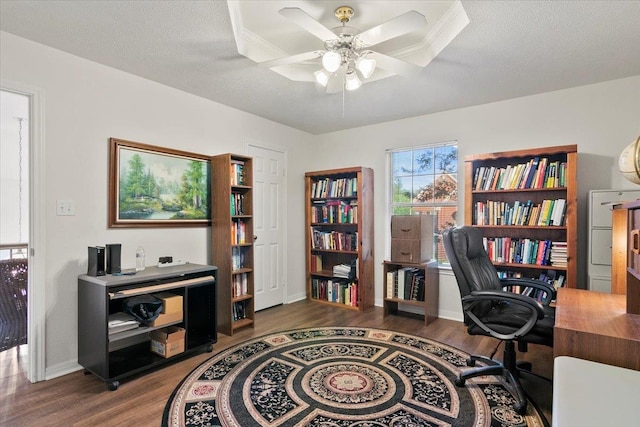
[305,167,374,311]
[211,153,254,335]
[464,145,577,288]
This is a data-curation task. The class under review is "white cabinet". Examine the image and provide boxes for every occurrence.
[588,189,640,292]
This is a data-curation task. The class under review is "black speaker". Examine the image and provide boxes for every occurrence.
[106,243,122,274]
[88,246,105,276]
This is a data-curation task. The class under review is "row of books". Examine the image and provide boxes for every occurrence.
[474,198,566,226]
[483,237,567,267]
[499,270,565,300]
[311,200,358,224]
[473,157,567,191]
[311,278,358,306]
[230,160,246,186]
[232,300,248,321]
[311,177,358,199]
[310,228,357,251]
[385,267,426,302]
[230,193,246,216]
[232,272,249,298]
[231,219,249,245]
[232,246,247,270]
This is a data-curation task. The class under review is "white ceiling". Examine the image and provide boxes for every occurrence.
[1,1,639,135]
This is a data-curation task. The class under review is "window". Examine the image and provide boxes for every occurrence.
[389,142,458,265]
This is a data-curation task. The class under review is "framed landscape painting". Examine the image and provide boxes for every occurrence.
[109,138,211,228]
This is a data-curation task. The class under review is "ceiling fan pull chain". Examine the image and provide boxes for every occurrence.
[342,80,345,118]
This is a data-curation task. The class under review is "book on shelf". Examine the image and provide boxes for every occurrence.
[232,273,248,297]
[474,198,566,226]
[232,300,248,321]
[232,246,245,270]
[311,278,358,307]
[230,159,245,186]
[316,177,358,198]
[472,156,567,191]
[230,193,245,216]
[231,219,248,244]
[386,270,395,298]
[311,254,323,272]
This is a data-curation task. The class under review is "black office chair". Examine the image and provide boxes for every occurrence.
[442,226,555,415]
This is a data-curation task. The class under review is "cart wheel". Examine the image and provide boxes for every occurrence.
[83,369,91,375]
[207,344,214,352]
[454,376,466,387]
[108,381,120,391]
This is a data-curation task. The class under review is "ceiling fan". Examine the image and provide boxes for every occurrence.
[259,5,428,93]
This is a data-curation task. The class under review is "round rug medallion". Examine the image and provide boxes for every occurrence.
[163,327,546,427]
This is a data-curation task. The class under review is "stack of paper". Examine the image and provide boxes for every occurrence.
[108,312,139,335]
[333,263,351,279]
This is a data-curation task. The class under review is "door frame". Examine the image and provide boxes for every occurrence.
[248,142,288,308]
[1,80,46,383]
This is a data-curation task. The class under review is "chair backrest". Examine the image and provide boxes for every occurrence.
[442,226,503,299]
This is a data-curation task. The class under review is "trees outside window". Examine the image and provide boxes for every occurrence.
[390,143,457,264]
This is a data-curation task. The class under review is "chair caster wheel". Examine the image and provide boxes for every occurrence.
[108,381,120,391]
[514,401,527,415]
[207,345,214,352]
[466,359,476,367]
[454,376,466,387]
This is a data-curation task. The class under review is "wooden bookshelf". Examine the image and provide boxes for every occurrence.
[211,153,254,335]
[382,260,439,325]
[464,145,577,288]
[304,167,374,311]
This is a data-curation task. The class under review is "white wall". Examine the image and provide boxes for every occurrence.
[3,30,640,379]
[1,31,312,377]
[311,75,640,320]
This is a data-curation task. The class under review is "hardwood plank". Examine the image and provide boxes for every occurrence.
[0,300,553,426]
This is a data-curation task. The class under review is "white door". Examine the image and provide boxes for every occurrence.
[249,145,286,311]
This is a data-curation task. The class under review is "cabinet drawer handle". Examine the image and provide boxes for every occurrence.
[632,229,640,254]
[401,228,411,232]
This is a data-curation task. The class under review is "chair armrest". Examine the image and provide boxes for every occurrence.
[500,277,556,305]
[462,290,545,341]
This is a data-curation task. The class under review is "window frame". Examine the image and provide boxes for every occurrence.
[387,141,458,267]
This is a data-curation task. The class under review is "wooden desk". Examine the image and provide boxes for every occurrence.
[553,287,640,370]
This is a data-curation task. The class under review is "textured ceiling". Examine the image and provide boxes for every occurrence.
[1,1,639,135]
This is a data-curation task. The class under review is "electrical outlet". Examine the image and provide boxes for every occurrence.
[56,199,76,216]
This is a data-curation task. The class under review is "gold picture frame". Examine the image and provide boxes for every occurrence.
[108,138,211,228]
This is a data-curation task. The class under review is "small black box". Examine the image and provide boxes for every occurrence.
[106,243,122,274]
[88,246,105,276]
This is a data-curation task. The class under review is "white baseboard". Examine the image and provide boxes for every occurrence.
[45,360,83,381]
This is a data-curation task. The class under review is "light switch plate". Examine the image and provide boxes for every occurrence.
[56,199,76,216]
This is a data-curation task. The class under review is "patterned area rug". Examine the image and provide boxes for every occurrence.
[163,327,547,427]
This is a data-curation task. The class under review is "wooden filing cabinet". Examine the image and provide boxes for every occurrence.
[390,215,434,263]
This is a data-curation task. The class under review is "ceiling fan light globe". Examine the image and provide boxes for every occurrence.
[345,72,361,91]
[356,57,376,79]
[314,69,330,87]
[322,51,341,73]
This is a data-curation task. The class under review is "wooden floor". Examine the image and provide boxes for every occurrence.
[0,300,553,426]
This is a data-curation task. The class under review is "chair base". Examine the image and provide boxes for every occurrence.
[454,341,530,415]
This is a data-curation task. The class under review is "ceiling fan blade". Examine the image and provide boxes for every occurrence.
[258,51,322,69]
[279,7,337,42]
[356,11,427,47]
[326,67,347,93]
[368,52,423,79]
